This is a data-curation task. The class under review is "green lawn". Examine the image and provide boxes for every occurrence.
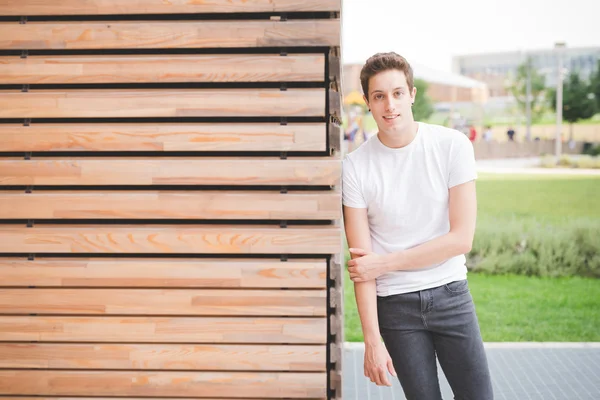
[476,174,600,221]
[344,174,600,342]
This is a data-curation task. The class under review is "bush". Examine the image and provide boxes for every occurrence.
[469,217,600,278]
[540,154,600,169]
[582,142,600,156]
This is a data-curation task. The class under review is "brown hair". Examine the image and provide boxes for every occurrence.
[360,52,414,98]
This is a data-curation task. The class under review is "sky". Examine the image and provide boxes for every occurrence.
[341,0,600,72]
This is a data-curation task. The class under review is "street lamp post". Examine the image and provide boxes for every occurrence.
[525,55,532,141]
[554,42,566,162]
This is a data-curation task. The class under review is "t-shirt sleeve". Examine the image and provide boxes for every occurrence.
[448,133,478,188]
[342,157,367,208]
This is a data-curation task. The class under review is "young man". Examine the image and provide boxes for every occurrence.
[342,52,494,400]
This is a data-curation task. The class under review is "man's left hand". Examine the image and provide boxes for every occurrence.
[347,248,391,282]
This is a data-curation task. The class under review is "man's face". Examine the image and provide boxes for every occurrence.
[364,69,416,133]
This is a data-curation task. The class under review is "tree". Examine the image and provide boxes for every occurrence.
[413,79,434,122]
[548,71,597,141]
[507,58,547,129]
[591,59,600,111]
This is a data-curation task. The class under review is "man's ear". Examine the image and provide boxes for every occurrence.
[411,86,417,105]
[363,95,370,111]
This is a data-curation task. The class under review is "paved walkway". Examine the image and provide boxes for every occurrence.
[476,157,600,175]
[342,342,600,400]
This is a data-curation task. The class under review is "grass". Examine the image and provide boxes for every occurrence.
[343,271,600,342]
[469,273,600,342]
[344,174,600,341]
[475,175,600,221]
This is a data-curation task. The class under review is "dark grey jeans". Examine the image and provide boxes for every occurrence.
[377,279,494,400]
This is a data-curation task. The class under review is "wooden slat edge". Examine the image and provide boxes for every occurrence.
[0,257,328,289]
[0,0,341,15]
[0,225,341,254]
[0,191,341,220]
[0,54,325,84]
[0,343,327,371]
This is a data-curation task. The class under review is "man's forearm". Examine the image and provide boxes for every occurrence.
[354,280,381,343]
[385,231,471,272]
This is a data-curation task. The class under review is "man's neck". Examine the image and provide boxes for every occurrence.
[377,121,419,149]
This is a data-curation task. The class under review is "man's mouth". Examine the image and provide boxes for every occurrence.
[383,114,400,120]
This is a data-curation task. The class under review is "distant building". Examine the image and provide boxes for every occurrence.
[452,46,600,98]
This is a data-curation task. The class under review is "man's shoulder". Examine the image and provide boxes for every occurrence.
[344,135,377,163]
[420,122,470,147]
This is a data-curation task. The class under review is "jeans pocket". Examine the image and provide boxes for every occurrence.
[443,279,470,296]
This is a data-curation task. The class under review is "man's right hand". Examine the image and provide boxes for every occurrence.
[364,340,397,386]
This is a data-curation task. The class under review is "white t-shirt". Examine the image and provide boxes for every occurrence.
[342,122,477,296]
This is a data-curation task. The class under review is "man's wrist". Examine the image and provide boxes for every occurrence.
[384,251,406,272]
[364,335,383,346]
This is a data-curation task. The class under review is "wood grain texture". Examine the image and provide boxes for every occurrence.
[0,0,340,15]
[0,225,341,254]
[0,398,326,400]
[0,123,326,152]
[0,191,340,220]
[0,89,325,118]
[0,343,326,371]
[0,20,340,50]
[0,157,340,186]
[0,54,325,84]
[0,258,327,288]
[0,370,326,398]
[0,316,326,343]
[0,288,327,316]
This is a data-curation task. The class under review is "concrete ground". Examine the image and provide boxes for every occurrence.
[342,342,600,400]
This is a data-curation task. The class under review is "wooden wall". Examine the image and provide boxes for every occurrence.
[0,1,343,399]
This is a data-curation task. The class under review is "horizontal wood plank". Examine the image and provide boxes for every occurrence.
[0,158,340,186]
[0,398,326,400]
[0,316,326,343]
[0,123,326,152]
[0,54,325,84]
[0,0,340,15]
[0,191,340,220]
[0,343,326,371]
[0,288,326,316]
[0,258,327,288]
[0,89,325,118]
[0,370,326,398]
[0,225,341,254]
[0,20,340,50]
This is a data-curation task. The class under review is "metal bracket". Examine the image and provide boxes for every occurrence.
[24,152,32,160]
[280,48,288,56]
[28,253,35,261]
[280,186,288,194]
[279,151,287,160]
[27,219,34,228]
[22,84,29,92]
[280,82,287,91]
[23,118,31,126]
[20,16,27,24]
[20,50,28,59]
[279,220,288,228]
[280,254,288,262]
[25,185,33,194]
[269,14,287,21]
[280,117,287,126]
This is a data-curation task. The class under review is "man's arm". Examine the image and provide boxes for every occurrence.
[347,180,476,281]
[343,205,396,386]
[343,205,379,341]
